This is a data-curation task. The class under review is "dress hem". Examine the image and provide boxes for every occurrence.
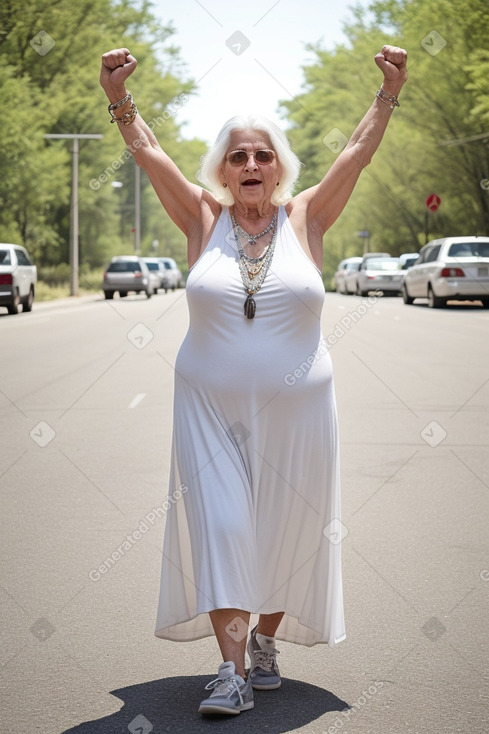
[155,605,346,648]
[154,625,346,649]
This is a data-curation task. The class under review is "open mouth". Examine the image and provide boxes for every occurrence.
[242,179,262,187]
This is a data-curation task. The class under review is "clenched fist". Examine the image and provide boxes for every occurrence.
[374,45,408,88]
[100,48,138,102]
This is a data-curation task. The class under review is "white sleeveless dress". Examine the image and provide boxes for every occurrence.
[155,205,345,647]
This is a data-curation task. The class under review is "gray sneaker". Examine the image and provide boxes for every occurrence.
[198,661,254,715]
[247,625,281,690]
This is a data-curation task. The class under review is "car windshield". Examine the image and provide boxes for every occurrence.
[447,242,489,258]
[145,262,159,270]
[163,261,172,270]
[367,259,400,270]
[346,262,361,271]
[108,261,141,272]
[0,250,12,265]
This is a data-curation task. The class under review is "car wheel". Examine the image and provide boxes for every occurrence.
[356,285,367,297]
[119,292,127,298]
[481,298,489,308]
[23,287,34,312]
[104,291,114,299]
[146,289,151,299]
[427,285,445,309]
[7,289,20,315]
[401,284,414,305]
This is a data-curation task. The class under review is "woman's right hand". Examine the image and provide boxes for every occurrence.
[100,48,138,102]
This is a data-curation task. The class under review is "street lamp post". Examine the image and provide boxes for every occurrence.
[356,229,371,254]
[44,133,103,296]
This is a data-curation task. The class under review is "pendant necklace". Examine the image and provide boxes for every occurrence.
[231,208,278,319]
[231,210,277,246]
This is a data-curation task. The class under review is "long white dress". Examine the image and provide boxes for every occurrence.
[154,205,345,647]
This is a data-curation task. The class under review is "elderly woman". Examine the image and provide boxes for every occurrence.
[100,45,407,716]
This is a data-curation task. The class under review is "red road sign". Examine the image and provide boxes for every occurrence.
[426,193,441,212]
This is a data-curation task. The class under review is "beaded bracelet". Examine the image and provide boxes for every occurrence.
[376,87,400,109]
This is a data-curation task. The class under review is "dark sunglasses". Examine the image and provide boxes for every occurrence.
[226,149,276,166]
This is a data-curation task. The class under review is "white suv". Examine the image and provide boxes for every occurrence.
[402,237,489,308]
[0,244,37,315]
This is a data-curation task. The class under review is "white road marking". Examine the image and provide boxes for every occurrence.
[129,393,146,409]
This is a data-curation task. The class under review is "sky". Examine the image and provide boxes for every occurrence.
[151,0,370,144]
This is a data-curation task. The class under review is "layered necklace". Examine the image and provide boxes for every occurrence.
[231,208,278,319]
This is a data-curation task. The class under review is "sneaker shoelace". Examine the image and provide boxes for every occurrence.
[254,648,280,672]
[205,676,245,704]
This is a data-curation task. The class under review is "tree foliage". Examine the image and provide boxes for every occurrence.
[0,0,206,270]
[3,0,488,285]
[280,0,489,284]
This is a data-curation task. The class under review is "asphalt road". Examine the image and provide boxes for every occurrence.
[1,290,488,734]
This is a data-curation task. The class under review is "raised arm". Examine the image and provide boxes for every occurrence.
[295,45,408,238]
[99,48,219,260]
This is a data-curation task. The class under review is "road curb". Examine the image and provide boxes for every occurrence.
[33,293,104,311]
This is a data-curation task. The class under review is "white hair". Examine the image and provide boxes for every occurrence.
[196,115,302,206]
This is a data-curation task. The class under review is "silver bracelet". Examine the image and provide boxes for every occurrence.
[108,92,132,111]
[376,87,400,109]
[108,101,138,125]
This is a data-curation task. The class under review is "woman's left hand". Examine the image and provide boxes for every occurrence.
[374,44,408,89]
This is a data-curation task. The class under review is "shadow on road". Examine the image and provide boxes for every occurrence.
[410,300,486,309]
[62,675,348,733]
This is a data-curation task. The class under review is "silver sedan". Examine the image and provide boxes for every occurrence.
[102,256,159,299]
[402,237,489,308]
[352,257,401,297]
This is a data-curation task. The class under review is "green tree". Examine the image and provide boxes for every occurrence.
[0,67,69,252]
[0,0,205,274]
[280,0,489,286]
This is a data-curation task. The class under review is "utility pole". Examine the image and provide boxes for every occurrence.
[44,134,103,296]
[134,161,141,254]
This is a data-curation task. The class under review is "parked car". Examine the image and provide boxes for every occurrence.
[334,257,363,294]
[402,237,489,308]
[143,257,171,292]
[159,257,184,289]
[391,252,420,293]
[353,257,401,296]
[361,251,391,261]
[102,256,159,299]
[344,252,392,295]
[0,244,37,315]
